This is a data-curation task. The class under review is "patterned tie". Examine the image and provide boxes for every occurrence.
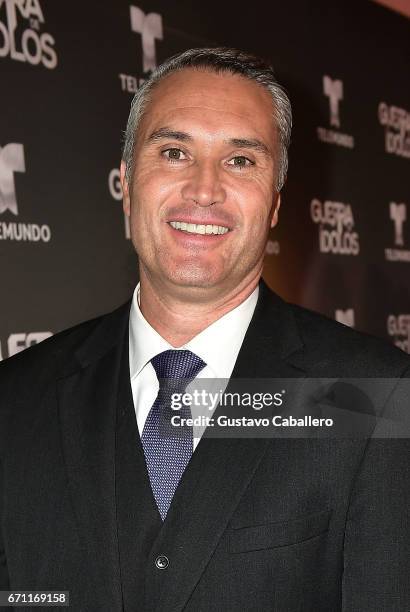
[141,349,206,520]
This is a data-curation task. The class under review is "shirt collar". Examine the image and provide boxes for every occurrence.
[129,282,259,380]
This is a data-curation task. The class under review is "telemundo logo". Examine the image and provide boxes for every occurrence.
[0,142,52,242]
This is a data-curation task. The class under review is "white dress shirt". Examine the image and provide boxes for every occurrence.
[128,282,259,450]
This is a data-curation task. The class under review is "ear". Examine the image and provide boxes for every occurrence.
[120,160,131,217]
[270,193,281,229]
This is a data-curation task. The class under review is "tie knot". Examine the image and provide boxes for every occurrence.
[151,349,206,390]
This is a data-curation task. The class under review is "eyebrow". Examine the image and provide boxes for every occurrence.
[146,127,272,157]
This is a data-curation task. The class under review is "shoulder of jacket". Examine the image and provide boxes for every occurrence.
[287,301,410,376]
[0,300,128,390]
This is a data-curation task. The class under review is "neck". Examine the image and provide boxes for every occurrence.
[138,270,261,347]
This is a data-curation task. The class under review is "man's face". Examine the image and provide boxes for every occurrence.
[121,68,281,299]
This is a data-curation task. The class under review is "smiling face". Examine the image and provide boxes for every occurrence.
[121,67,281,301]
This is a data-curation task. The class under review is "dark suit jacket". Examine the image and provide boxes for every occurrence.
[0,279,409,611]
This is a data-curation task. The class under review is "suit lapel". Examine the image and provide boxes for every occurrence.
[153,279,307,612]
[57,301,132,612]
[229,278,305,379]
[115,322,164,611]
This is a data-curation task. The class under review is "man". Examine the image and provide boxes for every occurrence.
[0,48,409,612]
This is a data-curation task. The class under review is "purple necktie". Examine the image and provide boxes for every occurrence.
[141,349,206,520]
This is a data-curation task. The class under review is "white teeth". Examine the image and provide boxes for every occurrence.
[169,221,229,235]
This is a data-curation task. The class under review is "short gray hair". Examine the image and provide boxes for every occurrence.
[122,47,292,191]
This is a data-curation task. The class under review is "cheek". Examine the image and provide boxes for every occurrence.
[236,184,273,235]
[128,182,158,227]
[132,165,180,217]
[247,214,270,249]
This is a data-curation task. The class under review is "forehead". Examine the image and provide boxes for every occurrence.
[138,68,276,144]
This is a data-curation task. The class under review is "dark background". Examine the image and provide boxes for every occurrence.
[1,0,409,359]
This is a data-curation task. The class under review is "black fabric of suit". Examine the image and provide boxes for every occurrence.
[0,279,409,611]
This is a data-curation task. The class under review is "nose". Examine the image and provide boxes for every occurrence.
[181,159,226,207]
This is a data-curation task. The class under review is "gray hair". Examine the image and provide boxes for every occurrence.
[122,47,292,191]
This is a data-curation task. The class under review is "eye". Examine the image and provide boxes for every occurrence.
[162,148,187,162]
[227,155,254,169]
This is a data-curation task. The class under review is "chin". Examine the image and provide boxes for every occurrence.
[164,268,223,289]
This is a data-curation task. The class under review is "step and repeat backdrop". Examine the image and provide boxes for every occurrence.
[0,0,409,359]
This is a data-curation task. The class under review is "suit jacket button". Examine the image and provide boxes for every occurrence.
[155,555,169,570]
